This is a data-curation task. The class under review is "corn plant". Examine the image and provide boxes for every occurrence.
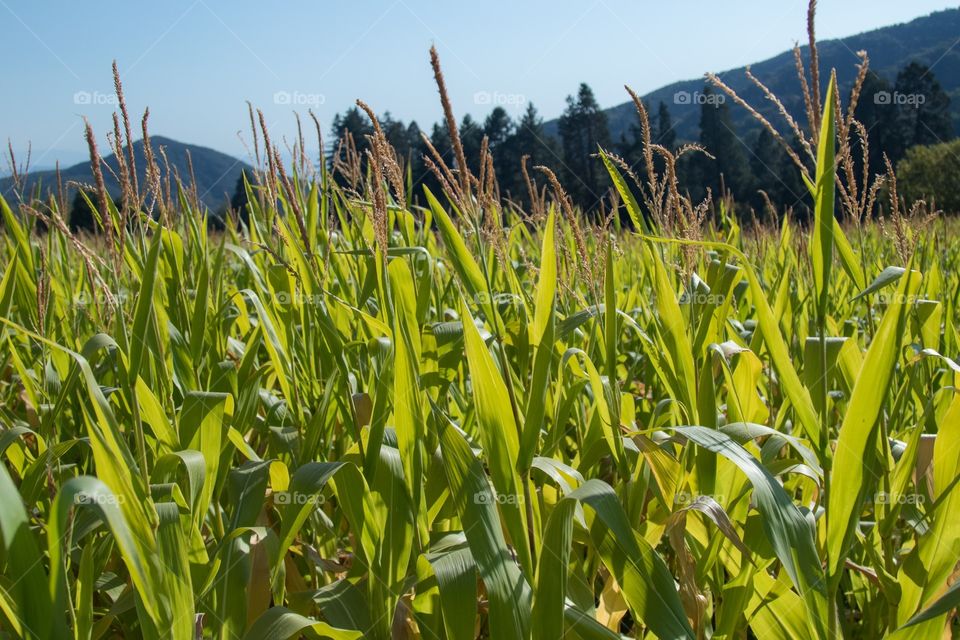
[2,5,960,639]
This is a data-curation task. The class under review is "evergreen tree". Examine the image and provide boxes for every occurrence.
[748,130,806,220]
[749,129,780,211]
[512,103,557,166]
[854,71,899,177]
[618,99,650,172]
[655,101,676,150]
[500,102,559,203]
[483,107,514,191]
[459,114,484,175]
[229,170,250,224]
[483,107,513,152]
[328,106,374,186]
[381,111,413,161]
[404,120,425,197]
[414,122,453,198]
[694,85,750,201]
[68,189,97,232]
[330,107,374,157]
[894,62,954,154]
[558,83,611,209]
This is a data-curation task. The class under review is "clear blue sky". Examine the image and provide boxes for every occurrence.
[2,0,956,168]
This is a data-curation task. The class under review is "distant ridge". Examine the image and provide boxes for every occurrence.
[0,136,253,211]
[544,8,960,144]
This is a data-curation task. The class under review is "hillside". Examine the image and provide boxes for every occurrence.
[544,8,960,145]
[0,136,252,211]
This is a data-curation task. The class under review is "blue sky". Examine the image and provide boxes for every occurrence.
[2,0,956,168]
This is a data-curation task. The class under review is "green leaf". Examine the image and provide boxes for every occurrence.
[460,295,533,576]
[437,416,532,640]
[675,426,827,639]
[0,463,54,639]
[241,607,362,640]
[851,266,907,301]
[828,269,921,581]
[536,479,694,640]
[811,74,837,319]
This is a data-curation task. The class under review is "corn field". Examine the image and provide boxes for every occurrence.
[3,11,960,639]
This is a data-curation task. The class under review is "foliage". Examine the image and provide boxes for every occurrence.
[558,83,612,209]
[2,8,960,639]
[897,138,960,212]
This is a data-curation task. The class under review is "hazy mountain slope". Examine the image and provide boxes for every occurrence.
[544,8,960,144]
[0,136,252,210]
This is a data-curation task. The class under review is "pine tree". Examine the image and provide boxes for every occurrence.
[854,71,899,177]
[483,107,513,152]
[748,130,807,220]
[404,121,425,197]
[381,111,413,161]
[558,83,611,209]
[229,170,249,223]
[495,102,559,203]
[414,122,453,198]
[459,114,484,175]
[894,62,954,155]
[68,189,97,232]
[328,106,374,187]
[655,101,676,150]
[695,85,749,202]
[330,107,374,157]
[618,99,650,173]
[483,107,514,193]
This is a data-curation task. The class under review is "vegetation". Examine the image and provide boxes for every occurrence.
[2,4,960,640]
[589,8,960,148]
[897,138,960,213]
[1,137,251,220]
[321,61,954,217]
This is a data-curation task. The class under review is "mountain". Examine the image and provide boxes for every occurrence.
[0,137,253,211]
[544,8,960,146]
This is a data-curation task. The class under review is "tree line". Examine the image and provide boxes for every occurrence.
[293,60,953,221]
